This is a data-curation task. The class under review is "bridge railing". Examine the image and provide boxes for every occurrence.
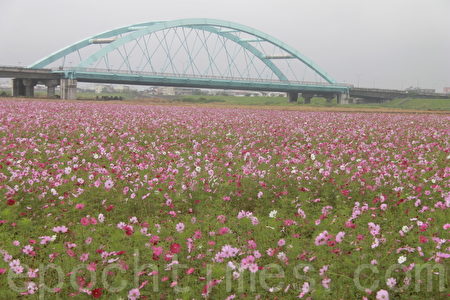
[55,67,347,87]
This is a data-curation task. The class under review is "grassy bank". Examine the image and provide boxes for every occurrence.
[171,95,450,111]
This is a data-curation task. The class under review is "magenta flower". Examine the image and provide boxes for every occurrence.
[75,203,85,210]
[80,217,90,226]
[217,227,230,235]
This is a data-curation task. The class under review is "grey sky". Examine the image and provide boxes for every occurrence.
[1,0,449,90]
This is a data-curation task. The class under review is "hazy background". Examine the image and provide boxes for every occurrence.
[1,0,449,91]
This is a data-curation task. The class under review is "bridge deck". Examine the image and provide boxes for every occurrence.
[0,66,60,80]
[58,68,348,93]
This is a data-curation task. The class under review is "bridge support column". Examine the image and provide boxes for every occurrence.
[302,93,314,104]
[288,91,298,103]
[45,80,59,98]
[12,79,26,97]
[337,93,349,104]
[60,79,77,100]
[23,79,37,97]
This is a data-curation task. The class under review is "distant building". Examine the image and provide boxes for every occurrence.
[443,87,450,94]
[95,85,108,94]
[406,87,435,94]
[157,87,175,96]
[174,87,199,95]
[115,85,130,92]
[0,79,11,89]
[267,92,287,97]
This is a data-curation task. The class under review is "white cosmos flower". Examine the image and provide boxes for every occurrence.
[398,255,407,264]
[269,210,277,218]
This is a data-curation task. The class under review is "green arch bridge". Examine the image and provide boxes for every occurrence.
[7,18,350,102]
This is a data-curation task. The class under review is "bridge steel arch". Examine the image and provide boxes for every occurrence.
[30,18,336,84]
[29,21,159,69]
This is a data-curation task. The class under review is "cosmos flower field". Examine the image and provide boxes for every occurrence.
[0,99,448,299]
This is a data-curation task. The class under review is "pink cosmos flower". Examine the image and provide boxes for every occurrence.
[80,217,90,226]
[186,268,195,275]
[217,227,230,235]
[98,213,105,223]
[248,263,258,273]
[298,282,310,298]
[277,239,286,247]
[368,222,380,236]
[336,231,346,243]
[319,265,329,276]
[26,282,38,295]
[52,226,68,233]
[9,259,20,268]
[376,289,389,300]
[149,235,160,245]
[283,219,296,226]
[87,262,97,271]
[191,230,201,239]
[128,288,140,300]
[104,179,114,190]
[314,230,329,246]
[75,203,85,210]
[80,253,89,262]
[22,245,34,256]
[386,277,396,289]
[322,278,331,289]
[170,243,181,254]
[217,215,227,223]
[152,246,163,256]
[175,222,185,233]
[297,208,306,218]
[27,268,38,278]
[266,248,275,256]
[247,240,257,249]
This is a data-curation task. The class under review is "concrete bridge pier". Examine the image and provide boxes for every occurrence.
[337,93,349,104]
[45,80,59,98]
[60,79,77,100]
[12,79,26,97]
[302,93,314,104]
[23,79,37,97]
[288,91,298,103]
[12,79,37,97]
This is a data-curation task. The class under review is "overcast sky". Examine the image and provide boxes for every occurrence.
[1,0,449,90]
